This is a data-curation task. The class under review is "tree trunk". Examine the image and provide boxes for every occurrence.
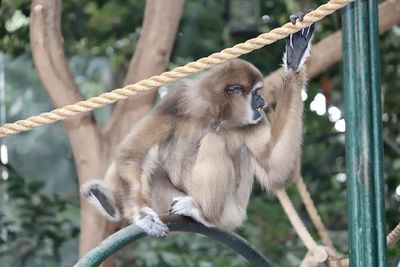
[105,0,185,151]
[30,0,106,256]
[30,0,184,265]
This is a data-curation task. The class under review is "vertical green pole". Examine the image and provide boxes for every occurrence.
[368,1,387,264]
[342,5,361,266]
[342,1,387,267]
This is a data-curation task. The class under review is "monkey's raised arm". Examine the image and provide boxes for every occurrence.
[246,21,314,191]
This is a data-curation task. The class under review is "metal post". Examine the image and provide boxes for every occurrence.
[342,1,387,266]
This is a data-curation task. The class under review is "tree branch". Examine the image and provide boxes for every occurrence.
[263,0,400,103]
[104,0,185,151]
[30,0,103,177]
[31,0,84,112]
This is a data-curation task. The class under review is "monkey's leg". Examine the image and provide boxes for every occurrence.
[118,171,169,238]
[116,117,172,238]
[119,159,169,238]
[150,167,186,214]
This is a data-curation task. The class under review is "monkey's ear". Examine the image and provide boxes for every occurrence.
[226,85,243,95]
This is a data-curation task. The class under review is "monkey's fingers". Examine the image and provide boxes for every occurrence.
[289,9,315,24]
[285,36,295,68]
[305,23,315,41]
[289,12,305,24]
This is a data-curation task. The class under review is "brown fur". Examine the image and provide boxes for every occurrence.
[100,57,306,230]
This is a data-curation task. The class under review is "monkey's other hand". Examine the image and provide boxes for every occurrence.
[169,196,214,228]
[135,210,169,238]
[285,11,315,71]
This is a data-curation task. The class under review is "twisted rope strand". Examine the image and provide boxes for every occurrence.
[0,0,353,137]
[275,189,318,251]
[387,222,400,247]
[295,176,337,250]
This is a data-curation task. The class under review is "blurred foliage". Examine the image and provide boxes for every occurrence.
[0,0,400,266]
[0,164,79,267]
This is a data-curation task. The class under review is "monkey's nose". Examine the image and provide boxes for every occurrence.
[260,98,266,108]
[262,99,268,109]
[257,98,266,110]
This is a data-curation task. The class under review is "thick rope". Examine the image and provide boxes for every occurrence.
[276,189,349,266]
[280,176,400,266]
[295,175,336,250]
[387,222,400,247]
[0,0,353,138]
[275,189,318,251]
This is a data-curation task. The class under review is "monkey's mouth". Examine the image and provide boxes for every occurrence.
[252,107,263,121]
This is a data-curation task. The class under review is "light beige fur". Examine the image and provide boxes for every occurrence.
[82,36,310,237]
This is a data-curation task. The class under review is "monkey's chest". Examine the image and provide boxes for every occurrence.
[158,132,252,194]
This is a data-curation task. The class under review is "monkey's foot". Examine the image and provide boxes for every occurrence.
[285,11,315,71]
[169,196,213,228]
[135,207,168,238]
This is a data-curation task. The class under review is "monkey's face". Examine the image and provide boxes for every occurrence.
[225,81,266,126]
[202,59,266,127]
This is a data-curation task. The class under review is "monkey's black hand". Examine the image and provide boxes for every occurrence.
[285,11,315,71]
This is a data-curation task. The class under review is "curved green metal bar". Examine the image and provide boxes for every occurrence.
[73,215,272,267]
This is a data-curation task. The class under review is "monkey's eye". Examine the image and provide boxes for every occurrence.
[226,85,242,96]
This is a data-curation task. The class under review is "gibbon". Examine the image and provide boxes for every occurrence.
[82,15,315,238]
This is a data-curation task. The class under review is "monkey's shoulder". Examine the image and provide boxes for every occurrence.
[155,81,190,117]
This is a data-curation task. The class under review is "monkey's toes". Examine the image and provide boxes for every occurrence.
[135,214,169,238]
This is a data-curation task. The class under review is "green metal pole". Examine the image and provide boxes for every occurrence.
[342,1,386,266]
[368,0,387,264]
[342,5,362,266]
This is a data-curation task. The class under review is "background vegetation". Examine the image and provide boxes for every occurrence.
[0,0,399,266]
